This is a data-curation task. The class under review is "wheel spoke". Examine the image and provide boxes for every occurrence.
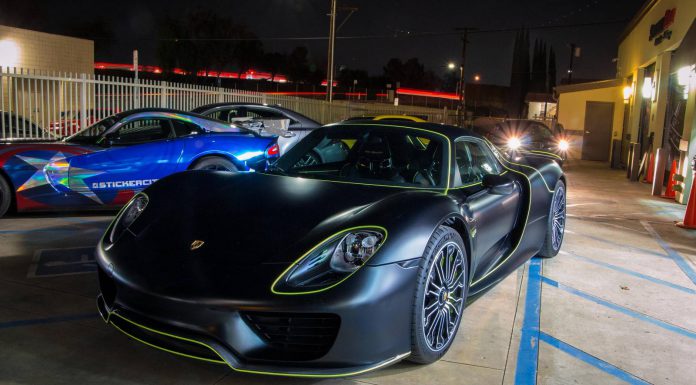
[422,240,467,351]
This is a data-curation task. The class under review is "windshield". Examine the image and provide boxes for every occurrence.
[63,117,116,144]
[269,124,447,188]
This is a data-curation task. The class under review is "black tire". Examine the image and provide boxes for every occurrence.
[190,157,238,172]
[538,180,566,258]
[0,175,11,218]
[409,225,469,364]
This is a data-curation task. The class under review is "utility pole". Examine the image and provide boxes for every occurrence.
[326,0,337,102]
[454,27,475,126]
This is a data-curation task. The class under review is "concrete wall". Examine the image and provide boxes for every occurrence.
[557,84,625,160]
[0,25,93,74]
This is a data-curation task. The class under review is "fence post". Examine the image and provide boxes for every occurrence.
[261,93,267,105]
[217,87,224,103]
[160,81,168,108]
[80,74,87,130]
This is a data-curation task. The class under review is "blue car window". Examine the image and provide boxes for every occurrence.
[111,119,173,145]
[171,120,202,137]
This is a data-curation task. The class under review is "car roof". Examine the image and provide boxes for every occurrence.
[330,120,479,141]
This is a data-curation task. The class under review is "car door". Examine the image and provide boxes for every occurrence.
[68,117,181,204]
[454,139,522,277]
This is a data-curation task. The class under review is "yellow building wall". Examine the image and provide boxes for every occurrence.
[557,86,625,160]
[0,25,93,74]
[617,0,696,78]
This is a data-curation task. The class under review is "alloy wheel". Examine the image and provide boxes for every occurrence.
[551,186,566,251]
[422,242,466,351]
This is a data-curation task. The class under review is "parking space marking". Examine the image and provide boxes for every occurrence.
[564,230,670,260]
[514,258,541,385]
[542,276,696,340]
[27,247,97,277]
[641,221,696,286]
[562,251,696,295]
[538,332,651,385]
[0,312,98,330]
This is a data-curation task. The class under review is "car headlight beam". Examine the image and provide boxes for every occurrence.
[558,139,570,152]
[273,227,387,294]
[507,137,522,150]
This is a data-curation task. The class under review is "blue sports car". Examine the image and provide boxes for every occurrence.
[0,108,279,217]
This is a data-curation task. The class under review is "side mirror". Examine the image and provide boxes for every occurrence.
[482,174,515,195]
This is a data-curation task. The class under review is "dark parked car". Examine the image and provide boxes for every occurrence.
[472,118,569,162]
[192,103,321,154]
[96,120,566,377]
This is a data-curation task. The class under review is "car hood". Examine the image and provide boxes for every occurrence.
[108,171,403,294]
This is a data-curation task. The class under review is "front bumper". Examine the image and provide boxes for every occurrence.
[96,260,416,377]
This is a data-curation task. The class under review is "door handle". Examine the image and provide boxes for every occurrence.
[585,131,591,134]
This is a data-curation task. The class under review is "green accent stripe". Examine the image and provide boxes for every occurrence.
[106,309,410,378]
[271,226,388,295]
[110,312,226,364]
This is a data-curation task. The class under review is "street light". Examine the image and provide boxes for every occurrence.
[473,74,480,82]
[447,62,456,70]
[0,39,20,67]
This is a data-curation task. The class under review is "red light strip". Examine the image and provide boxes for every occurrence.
[396,87,459,100]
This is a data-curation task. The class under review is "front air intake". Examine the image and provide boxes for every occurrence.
[242,312,340,361]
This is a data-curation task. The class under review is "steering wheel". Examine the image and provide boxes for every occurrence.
[418,150,439,187]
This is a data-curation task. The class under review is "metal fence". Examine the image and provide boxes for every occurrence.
[0,67,454,140]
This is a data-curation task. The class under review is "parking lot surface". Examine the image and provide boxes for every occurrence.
[0,160,694,385]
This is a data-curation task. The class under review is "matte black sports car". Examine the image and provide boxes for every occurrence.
[96,121,566,377]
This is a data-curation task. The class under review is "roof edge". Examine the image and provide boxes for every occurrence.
[555,79,623,93]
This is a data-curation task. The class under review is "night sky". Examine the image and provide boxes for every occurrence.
[0,0,646,86]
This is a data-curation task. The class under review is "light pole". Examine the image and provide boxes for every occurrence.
[326,0,337,102]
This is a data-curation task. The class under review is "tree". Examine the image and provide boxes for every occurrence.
[286,46,311,83]
[548,46,557,91]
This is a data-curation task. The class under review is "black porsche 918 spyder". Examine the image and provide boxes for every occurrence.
[96,121,566,377]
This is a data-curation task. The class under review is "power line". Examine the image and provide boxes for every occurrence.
[149,19,629,42]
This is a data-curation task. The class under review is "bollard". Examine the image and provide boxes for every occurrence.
[629,143,641,181]
[676,155,696,229]
[652,148,668,196]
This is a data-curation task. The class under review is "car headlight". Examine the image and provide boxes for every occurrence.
[272,227,387,294]
[558,139,570,152]
[109,194,148,243]
[507,137,522,150]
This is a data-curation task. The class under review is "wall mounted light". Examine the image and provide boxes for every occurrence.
[677,65,695,100]
[642,77,654,100]
[0,39,20,68]
[623,85,633,103]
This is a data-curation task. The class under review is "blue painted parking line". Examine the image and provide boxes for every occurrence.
[514,258,542,385]
[542,276,696,340]
[539,332,651,385]
[565,251,696,295]
[28,247,97,277]
[641,221,696,286]
[0,313,98,330]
